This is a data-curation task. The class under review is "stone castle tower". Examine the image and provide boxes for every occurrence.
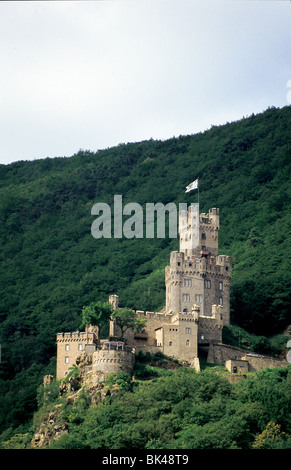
[165,205,231,344]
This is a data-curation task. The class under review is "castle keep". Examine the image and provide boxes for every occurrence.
[56,204,233,378]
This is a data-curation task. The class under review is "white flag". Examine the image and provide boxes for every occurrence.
[185,179,198,193]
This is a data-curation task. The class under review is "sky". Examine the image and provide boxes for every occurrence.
[0,0,290,165]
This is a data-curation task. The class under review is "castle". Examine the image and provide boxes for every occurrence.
[108,205,231,369]
[56,204,287,380]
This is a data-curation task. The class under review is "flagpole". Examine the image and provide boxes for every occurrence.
[197,178,199,207]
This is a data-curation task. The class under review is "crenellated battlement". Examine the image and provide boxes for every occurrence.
[177,313,198,322]
[168,252,231,276]
[56,331,95,342]
[200,207,219,228]
[135,310,174,321]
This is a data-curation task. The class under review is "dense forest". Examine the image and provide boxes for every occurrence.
[0,105,290,446]
[2,357,291,450]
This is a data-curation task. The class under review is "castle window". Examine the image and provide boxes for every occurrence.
[219,281,223,290]
[186,327,191,334]
[65,344,70,351]
[219,296,223,306]
[169,341,172,347]
[195,294,203,303]
[201,233,206,240]
[182,294,190,302]
[65,356,70,364]
[186,340,190,346]
[183,308,188,313]
[184,279,192,287]
[177,262,180,266]
[204,279,211,289]
[78,344,83,351]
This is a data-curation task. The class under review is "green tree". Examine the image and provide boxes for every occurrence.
[2,433,30,449]
[252,421,287,449]
[80,301,113,344]
[111,307,147,340]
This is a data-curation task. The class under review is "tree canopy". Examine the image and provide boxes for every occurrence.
[111,307,147,340]
[80,301,113,331]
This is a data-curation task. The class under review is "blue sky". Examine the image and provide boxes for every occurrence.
[0,0,290,164]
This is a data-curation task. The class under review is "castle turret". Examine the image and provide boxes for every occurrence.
[109,294,119,310]
[179,205,219,258]
[179,203,200,253]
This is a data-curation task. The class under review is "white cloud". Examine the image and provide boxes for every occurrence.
[0,0,290,164]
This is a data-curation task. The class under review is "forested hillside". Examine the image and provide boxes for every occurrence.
[0,105,290,439]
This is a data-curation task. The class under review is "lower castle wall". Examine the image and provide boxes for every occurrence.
[241,354,288,371]
[134,345,163,356]
[207,342,247,365]
[208,343,289,371]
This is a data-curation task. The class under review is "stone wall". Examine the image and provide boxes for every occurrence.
[241,354,288,371]
[173,314,198,362]
[134,345,162,356]
[161,319,198,362]
[92,349,135,376]
[198,315,223,345]
[208,343,289,372]
[207,342,247,365]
